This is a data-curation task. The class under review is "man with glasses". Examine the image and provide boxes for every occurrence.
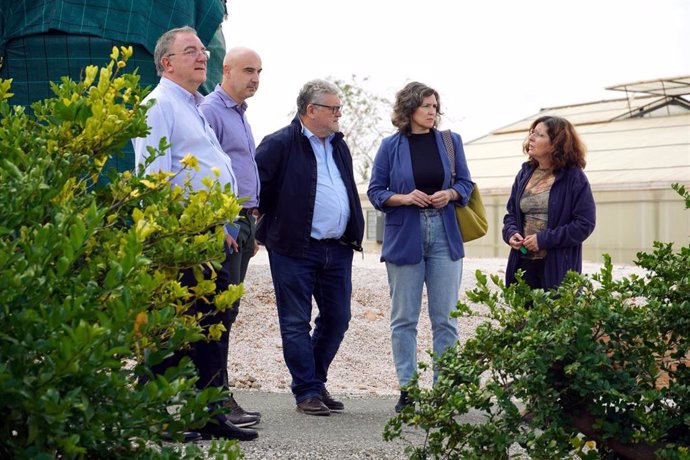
[255,79,365,416]
[199,46,263,428]
[132,26,258,442]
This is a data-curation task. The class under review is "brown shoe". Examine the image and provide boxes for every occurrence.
[320,387,344,411]
[296,397,330,416]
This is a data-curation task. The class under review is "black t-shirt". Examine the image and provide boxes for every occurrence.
[409,131,444,196]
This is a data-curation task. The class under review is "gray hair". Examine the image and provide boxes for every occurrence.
[153,26,197,76]
[296,79,341,115]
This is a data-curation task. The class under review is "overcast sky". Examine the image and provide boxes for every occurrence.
[221,0,689,143]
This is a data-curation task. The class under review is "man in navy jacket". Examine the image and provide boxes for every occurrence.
[255,79,364,416]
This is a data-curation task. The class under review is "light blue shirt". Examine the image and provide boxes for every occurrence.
[302,125,350,240]
[132,77,237,195]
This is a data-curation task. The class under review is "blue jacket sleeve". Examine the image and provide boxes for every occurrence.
[367,137,396,212]
[255,132,287,216]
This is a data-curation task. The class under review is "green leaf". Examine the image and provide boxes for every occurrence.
[1,158,22,179]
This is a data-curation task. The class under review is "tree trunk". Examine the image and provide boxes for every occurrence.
[567,408,663,460]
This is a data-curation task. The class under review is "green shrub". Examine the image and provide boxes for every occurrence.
[0,47,242,459]
[385,184,690,459]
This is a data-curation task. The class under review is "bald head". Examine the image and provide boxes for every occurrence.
[221,47,262,104]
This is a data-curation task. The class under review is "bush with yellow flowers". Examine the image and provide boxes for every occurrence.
[0,47,242,459]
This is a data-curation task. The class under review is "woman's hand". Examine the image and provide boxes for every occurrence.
[386,189,432,207]
[508,232,524,250]
[429,189,454,208]
[522,234,540,252]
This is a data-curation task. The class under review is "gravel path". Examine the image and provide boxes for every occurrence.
[229,248,645,397]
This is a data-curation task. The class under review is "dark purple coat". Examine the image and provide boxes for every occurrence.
[502,162,596,289]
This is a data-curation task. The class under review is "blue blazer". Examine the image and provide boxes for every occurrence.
[367,130,474,265]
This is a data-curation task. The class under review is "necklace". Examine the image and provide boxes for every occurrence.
[527,168,553,193]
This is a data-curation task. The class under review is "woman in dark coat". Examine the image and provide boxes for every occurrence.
[503,115,596,290]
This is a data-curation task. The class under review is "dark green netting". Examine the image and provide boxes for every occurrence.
[0,0,226,54]
[0,0,226,176]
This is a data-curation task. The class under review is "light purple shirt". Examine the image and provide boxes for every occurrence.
[302,125,350,240]
[200,85,260,208]
[132,77,237,195]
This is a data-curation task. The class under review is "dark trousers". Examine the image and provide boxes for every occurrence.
[267,241,353,403]
[151,241,233,390]
[517,257,547,290]
[219,213,256,389]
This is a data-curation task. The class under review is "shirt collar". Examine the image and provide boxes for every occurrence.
[300,122,334,143]
[160,77,205,105]
[214,84,248,114]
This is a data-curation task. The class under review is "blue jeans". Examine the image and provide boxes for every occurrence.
[267,241,353,403]
[386,208,462,387]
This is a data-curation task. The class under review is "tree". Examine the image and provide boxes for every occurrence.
[0,48,241,459]
[331,75,393,182]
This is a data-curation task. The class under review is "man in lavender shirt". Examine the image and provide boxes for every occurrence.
[199,46,262,427]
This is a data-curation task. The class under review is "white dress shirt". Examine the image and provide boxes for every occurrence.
[132,77,237,195]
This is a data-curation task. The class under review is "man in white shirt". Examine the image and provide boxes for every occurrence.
[132,26,257,442]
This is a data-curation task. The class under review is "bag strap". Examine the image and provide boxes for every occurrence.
[441,129,456,179]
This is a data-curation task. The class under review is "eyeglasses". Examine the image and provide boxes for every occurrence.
[166,48,211,60]
[311,103,343,115]
[528,129,548,139]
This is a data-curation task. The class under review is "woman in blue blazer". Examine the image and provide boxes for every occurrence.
[367,82,474,412]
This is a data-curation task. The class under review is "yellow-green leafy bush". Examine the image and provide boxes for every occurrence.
[0,48,241,459]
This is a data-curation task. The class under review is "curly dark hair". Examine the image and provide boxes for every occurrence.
[523,115,587,170]
[391,82,442,134]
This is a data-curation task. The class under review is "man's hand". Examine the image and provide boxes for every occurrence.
[225,234,239,253]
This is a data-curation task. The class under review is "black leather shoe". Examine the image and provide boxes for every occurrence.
[395,390,412,413]
[296,397,330,416]
[197,416,259,441]
[224,394,261,427]
[320,387,344,411]
[162,430,202,443]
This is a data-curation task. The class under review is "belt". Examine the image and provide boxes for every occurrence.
[309,237,341,245]
[309,237,363,252]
